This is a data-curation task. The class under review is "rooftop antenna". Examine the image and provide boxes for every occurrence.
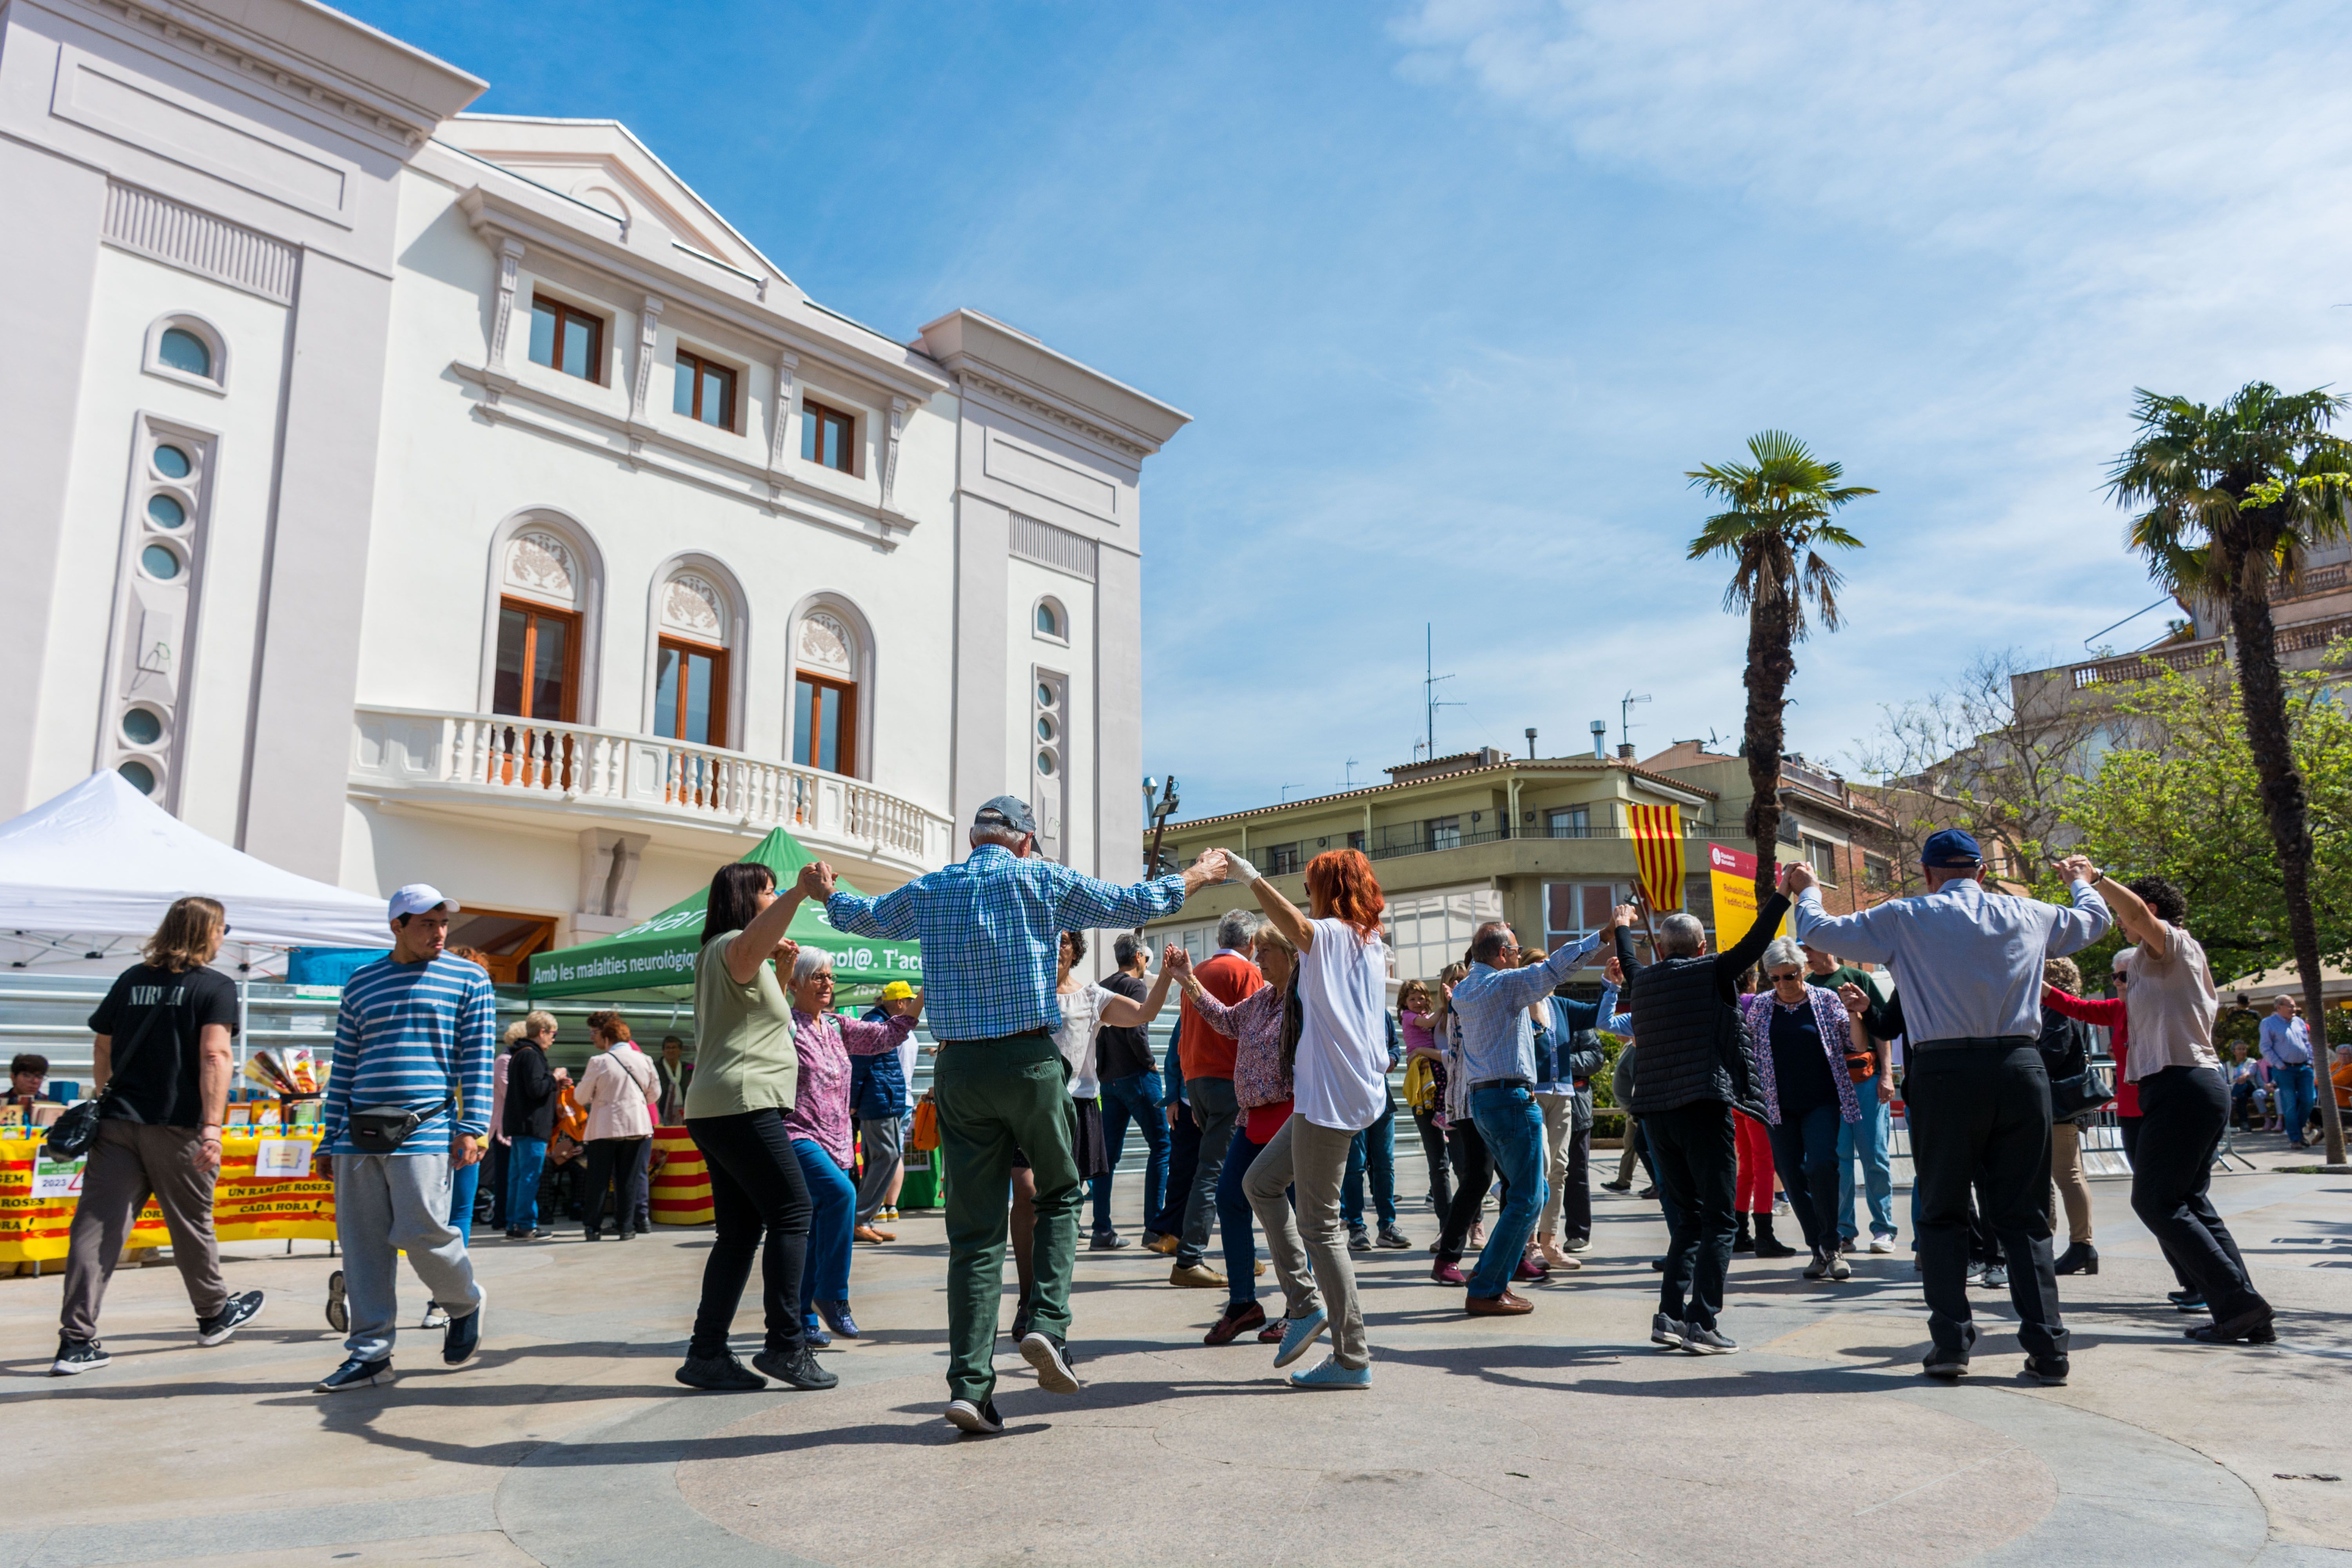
[1344,758,1361,787]
[1424,624,1464,760]
[1619,690,1652,753]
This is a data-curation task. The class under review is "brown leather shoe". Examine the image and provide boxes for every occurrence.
[1203,1300,1267,1345]
[1169,1263,1227,1288]
[1144,1233,1182,1256]
[854,1225,894,1244]
[1466,1289,1534,1316]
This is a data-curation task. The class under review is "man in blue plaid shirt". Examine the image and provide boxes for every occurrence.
[806,796,1227,1435]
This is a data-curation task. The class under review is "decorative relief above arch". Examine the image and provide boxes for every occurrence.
[662,573,725,641]
[504,530,576,606]
[799,609,855,674]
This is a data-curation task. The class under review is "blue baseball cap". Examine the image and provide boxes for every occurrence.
[973,795,1037,835]
[1920,829,1983,868]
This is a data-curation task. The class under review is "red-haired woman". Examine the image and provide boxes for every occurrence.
[1229,848,1391,1390]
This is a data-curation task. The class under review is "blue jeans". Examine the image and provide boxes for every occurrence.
[2273,1061,2318,1142]
[791,1138,857,1323]
[1837,1093,1896,1240]
[449,1157,480,1245]
[1342,1098,1399,1227]
[1216,1125,1270,1307]
[505,1136,548,1232]
[1766,1102,1844,1254]
[1466,1087,1547,1299]
[1092,1069,1169,1234]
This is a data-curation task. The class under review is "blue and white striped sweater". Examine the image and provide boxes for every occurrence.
[321,954,497,1156]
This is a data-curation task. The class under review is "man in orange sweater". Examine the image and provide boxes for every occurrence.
[1165,909,1265,1287]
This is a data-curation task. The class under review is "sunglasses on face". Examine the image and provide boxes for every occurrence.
[1768,970,1803,982]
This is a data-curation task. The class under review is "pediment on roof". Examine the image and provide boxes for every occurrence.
[439,115,784,285]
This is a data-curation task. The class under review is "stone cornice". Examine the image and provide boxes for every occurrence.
[951,368,1153,461]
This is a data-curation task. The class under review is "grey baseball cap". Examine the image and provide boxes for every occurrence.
[973,795,1037,835]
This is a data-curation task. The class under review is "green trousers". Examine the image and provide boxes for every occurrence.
[934,1030,1081,1404]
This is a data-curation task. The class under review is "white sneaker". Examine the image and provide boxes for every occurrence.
[1867,1235,1895,1254]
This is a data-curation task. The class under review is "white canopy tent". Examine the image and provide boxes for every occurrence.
[0,771,391,960]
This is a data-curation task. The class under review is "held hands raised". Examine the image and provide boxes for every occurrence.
[1604,954,1625,986]
[771,937,800,975]
[2058,855,2097,886]
[798,862,837,900]
[1612,903,1640,930]
[1781,862,1818,895]
[1180,848,1233,895]
[1836,982,1869,1020]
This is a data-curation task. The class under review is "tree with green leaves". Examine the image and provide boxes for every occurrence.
[2108,381,2352,1164]
[1688,430,1874,902]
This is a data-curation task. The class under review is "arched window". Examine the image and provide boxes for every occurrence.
[653,572,730,748]
[144,314,227,390]
[793,607,860,774]
[1034,597,1066,642]
[494,529,581,721]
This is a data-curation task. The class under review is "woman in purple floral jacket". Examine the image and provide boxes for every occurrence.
[1739,937,1862,1282]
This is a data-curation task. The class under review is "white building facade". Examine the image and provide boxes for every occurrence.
[0,0,1186,978]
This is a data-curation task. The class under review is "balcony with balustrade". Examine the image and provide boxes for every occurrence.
[348,706,956,877]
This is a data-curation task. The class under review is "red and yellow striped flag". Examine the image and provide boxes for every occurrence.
[1628,803,1685,911]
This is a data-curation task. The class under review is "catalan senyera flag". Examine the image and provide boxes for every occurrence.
[1628,803,1685,912]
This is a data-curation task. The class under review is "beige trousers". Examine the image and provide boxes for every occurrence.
[2047,1119,2093,1246]
[1244,1114,1368,1369]
[1536,1091,1575,1238]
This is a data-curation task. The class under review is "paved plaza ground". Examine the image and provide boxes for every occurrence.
[3,1145,2348,1568]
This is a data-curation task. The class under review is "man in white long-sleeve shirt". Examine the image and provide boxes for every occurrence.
[1788,830,2109,1386]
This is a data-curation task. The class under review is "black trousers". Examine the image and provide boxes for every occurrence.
[1436,1116,1495,1263]
[2117,1115,2187,1287]
[1563,1123,1593,1242]
[1412,1105,1454,1214]
[686,1109,812,1359]
[1907,1042,2065,1361]
[1153,1096,1201,1239]
[1642,1100,1736,1330]
[2132,1066,2266,1321]
[582,1136,651,1236]
[1766,1102,1842,1254]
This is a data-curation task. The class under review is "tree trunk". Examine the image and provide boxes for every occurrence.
[1743,587,1796,907]
[2224,569,2346,1164]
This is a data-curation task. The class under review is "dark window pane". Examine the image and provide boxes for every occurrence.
[793,678,814,765]
[529,303,556,369]
[494,607,528,715]
[673,356,696,417]
[684,650,714,744]
[531,615,569,719]
[655,647,681,738]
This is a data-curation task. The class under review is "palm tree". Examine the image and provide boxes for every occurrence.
[1687,431,1874,905]
[2109,381,2352,1165]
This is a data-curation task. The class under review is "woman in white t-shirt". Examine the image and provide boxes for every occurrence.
[1002,929,1176,1341]
[1228,846,1390,1390]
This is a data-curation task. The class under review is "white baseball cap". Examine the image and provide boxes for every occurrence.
[388,884,459,921]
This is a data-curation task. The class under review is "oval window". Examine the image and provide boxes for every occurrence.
[140,544,182,580]
[147,494,187,528]
[118,759,157,795]
[1037,715,1056,742]
[153,445,192,479]
[158,327,213,379]
[1036,602,1060,637]
[1036,749,1057,777]
[122,708,164,746]
[1036,681,1055,708]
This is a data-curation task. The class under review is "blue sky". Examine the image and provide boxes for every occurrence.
[349,0,2352,819]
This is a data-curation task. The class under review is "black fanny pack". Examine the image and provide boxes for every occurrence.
[349,1097,453,1155]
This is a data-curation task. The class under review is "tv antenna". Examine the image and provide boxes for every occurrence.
[1619,690,1652,753]
[1424,624,1465,760]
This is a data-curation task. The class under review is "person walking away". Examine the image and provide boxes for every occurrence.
[2093,873,2275,1345]
[1616,877,1791,1357]
[814,797,1227,1434]
[852,983,920,1243]
[311,886,494,1392]
[676,860,836,1393]
[1168,933,1303,1348]
[1160,910,1265,1282]
[1091,936,1172,1250]
[1228,848,1391,1387]
[2261,995,2319,1149]
[2036,959,2101,1276]
[53,897,263,1375]
[1790,835,2108,1385]
[1739,941,1864,1283]
[1340,1007,1409,1251]
[1804,944,1897,1254]
[1397,981,1452,1216]
[1532,956,1620,1266]
[575,1012,659,1241]
[502,1013,559,1241]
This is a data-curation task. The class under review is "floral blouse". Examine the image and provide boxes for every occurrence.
[1186,982,1292,1110]
[782,1009,916,1168]
[1737,987,1860,1126]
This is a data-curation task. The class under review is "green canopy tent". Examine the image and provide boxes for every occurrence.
[527,828,922,1004]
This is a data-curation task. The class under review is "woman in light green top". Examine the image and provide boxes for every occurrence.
[675,860,839,1396]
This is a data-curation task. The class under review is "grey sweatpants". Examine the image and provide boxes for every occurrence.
[61,1120,227,1341]
[334,1152,482,1362]
[854,1114,904,1223]
[1243,1114,1369,1370]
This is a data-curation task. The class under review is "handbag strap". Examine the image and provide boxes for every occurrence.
[96,983,176,1107]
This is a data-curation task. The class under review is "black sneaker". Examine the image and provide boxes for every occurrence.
[325,1269,348,1333]
[1020,1330,1082,1394]
[675,1351,765,1391]
[1679,1322,1737,1355]
[1008,1296,1034,1344]
[1347,1225,1372,1252]
[316,1355,394,1392]
[1377,1222,1412,1250]
[2023,1354,2070,1385]
[1923,1323,1980,1380]
[945,1396,1004,1435]
[197,1290,266,1346]
[752,1345,839,1390]
[442,1300,483,1366]
[51,1337,109,1376]
[1088,1232,1131,1251]
[1600,1178,1632,1193]
[1649,1312,1685,1350]
[2168,1289,2208,1314]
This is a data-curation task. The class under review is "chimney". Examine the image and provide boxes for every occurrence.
[1617,743,1636,760]
[1524,726,1538,760]
[1589,719,1607,760]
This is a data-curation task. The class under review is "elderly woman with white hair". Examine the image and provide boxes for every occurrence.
[1737,937,1864,1282]
[780,947,923,1343]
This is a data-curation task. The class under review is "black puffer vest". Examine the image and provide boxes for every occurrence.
[1624,957,1759,1116]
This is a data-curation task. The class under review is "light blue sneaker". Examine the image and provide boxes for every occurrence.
[1288,1353,1370,1390]
[1273,1306,1328,1368]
